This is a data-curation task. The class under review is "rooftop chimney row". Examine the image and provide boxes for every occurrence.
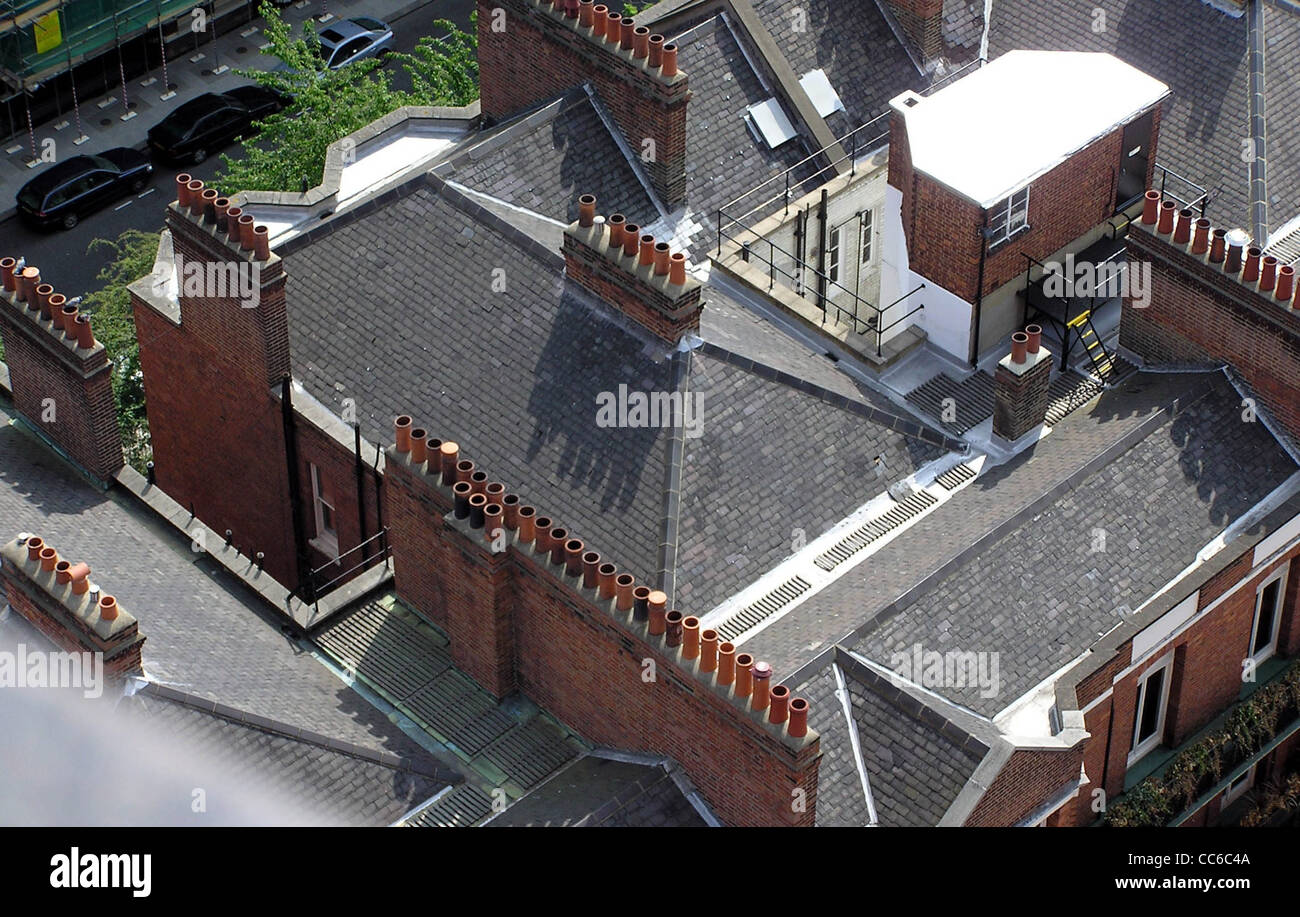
[562,194,703,343]
[1,534,145,678]
[172,175,274,263]
[388,413,813,745]
[1141,189,1298,309]
[2,258,101,352]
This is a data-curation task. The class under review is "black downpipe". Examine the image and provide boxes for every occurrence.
[816,189,829,316]
[793,207,806,296]
[354,422,369,564]
[373,443,387,557]
[281,375,313,601]
[972,211,990,367]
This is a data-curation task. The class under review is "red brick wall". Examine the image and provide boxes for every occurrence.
[476,0,689,207]
[1057,542,1300,826]
[133,206,297,586]
[1122,224,1300,443]
[562,224,701,341]
[965,745,1085,826]
[293,420,384,575]
[383,447,822,826]
[0,292,123,481]
[890,107,1161,304]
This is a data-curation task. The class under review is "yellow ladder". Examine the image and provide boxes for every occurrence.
[1067,311,1114,381]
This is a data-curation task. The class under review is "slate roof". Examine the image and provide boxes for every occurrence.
[749,0,924,133]
[985,0,1300,237]
[437,88,660,227]
[0,403,434,761]
[118,686,449,826]
[675,349,945,609]
[796,650,991,827]
[821,371,1294,716]
[281,176,949,615]
[669,13,817,227]
[485,754,710,826]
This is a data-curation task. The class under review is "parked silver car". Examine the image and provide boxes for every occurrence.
[317,17,393,70]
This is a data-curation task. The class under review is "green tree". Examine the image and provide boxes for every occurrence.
[81,229,164,472]
[215,4,478,194]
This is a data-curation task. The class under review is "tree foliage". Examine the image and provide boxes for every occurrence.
[214,4,478,194]
[83,229,165,471]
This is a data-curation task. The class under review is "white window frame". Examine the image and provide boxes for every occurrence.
[987,185,1031,247]
[1128,651,1173,765]
[859,209,874,265]
[1248,567,1286,664]
[827,226,841,284]
[309,463,339,559]
[1223,764,1257,806]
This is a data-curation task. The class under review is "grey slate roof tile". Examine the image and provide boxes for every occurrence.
[447,90,659,226]
[750,0,924,131]
[849,372,1295,715]
[986,0,1257,232]
[0,404,431,761]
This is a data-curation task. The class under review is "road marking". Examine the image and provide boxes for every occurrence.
[114,199,134,211]
[137,188,156,199]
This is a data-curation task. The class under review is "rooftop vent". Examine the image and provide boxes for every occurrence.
[1265,215,1300,269]
[798,69,845,119]
[746,98,798,148]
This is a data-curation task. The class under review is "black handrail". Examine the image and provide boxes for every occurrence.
[298,527,391,609]
[1154,162,1210,216]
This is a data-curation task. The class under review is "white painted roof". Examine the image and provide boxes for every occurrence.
[891,51,1169,208]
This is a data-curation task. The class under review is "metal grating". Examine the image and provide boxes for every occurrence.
[933,462,976,491]
[904,371,995,434]
[715,575,812,642]
[478,719,579,790]
[316,602,452,700]
[1045,371,1102,427]
[814,490,938,572]
[1265,220,1300,268]
[404,785,494,827]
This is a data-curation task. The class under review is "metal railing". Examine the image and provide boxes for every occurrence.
[296,526,390,609]
[1153,163,1212,217]
[717,111,892,241]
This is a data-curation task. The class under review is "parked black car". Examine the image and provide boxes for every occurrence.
[15,148,153,230]
[146,86,287,165]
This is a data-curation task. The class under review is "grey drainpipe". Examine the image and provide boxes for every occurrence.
[816,189,829,317]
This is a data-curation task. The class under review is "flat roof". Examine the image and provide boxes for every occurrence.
[891,50,1170,207]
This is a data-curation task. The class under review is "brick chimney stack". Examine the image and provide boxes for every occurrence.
[476,0,690,207]
[0,258,123,482]
[561,194,703,342]
[883,0,944,62]
[1,534,146,679]
[992,330,1052,442]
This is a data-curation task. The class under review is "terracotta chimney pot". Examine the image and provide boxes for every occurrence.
[1261,255,1278,293]
[69,562,91,595]
[578,193,596,227]
[517,505,537,544]
[622,223,640,258]
[751,660,772,711]
[1173,208,1193,245]
[409,427,428,464]
[632,585,651,621]
[98,594,119,622]
[439,441,460,486]
[1010,331,1029,364]
[653,241,670,276]
[661,43,678,77]
[597,562,617,599]
[665,609,683,647]
[639,234,655,267]
[669,252,687,285]
[718,641,736,685]
[633,26,650,59]
[700,628,718,672]
[1156,200,1176,234]
[549,527,569,565]
[25,535,44,562]
[176,173,193,207]
[394,415,413,452]
[735,652,754,699]
[1141,190,1160,225]
[647,590,668,635]
[0,256,15,292]
[1191,218,1211,255]
[769,684,790,724]
[615,574,636,612]
[788,697,809,737]
[39,545,59,572]
[607,213,626,250]
[502,493,520,529]
[648,34,665,68]
[682,616,700,660]
[581,550,601,589]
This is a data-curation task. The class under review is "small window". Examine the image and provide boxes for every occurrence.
[988,185,1031,247]
[1250,570,1285,663]
[860,210,874,265]
[827,226,841,284]
[1129,656,1172,763]
[1223,765,1256,805]
[310,463,338,557]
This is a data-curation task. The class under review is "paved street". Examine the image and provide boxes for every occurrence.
[2,0,473,299]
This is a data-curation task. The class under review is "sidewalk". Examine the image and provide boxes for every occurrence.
[0,0,437,222]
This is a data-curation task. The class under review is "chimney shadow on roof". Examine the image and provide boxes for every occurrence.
[0,419,112,519]
[524,283,673,518]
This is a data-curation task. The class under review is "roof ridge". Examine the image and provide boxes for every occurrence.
[695,340,966,452]
[657,348,691,603]
[135,682,443,779]
[426,172,565,269]
[833,647,995,757]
